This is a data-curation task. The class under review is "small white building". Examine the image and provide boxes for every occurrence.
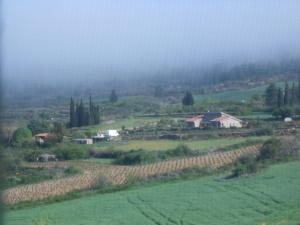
[73,138,93,144]
[284,117,293,122]
[104,130,119,137]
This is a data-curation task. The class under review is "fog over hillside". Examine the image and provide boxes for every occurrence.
[2,0,300,86]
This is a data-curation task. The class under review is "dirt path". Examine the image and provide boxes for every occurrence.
[3,145,261,205]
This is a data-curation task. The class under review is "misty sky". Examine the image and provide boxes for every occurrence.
[2,0,300,82]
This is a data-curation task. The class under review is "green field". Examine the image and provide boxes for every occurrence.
[195,81,289,103]
[80,117,160,132]
[5,161,300,225]
[91,136,269,152]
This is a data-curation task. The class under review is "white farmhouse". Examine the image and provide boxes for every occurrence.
[186,112,243,128]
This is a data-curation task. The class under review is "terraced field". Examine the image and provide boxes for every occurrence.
[4,145,260,205]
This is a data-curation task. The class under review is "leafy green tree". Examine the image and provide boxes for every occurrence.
[11,128,32,147]
[272,107,293,120]
[27,120,49,135]
[110,89,118,103]
[265,83,277,107]
[182,91,194,106]
[51,122,65,142]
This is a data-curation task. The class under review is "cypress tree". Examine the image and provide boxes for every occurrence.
[284,81,289,106]
[298,78,300,104]
[69,98,76,127]
[265,83,277,107]
[89,95,95,125]
[75,103,80,127]
[95,105,100,124]
[110,89,118,103]
[84,111,90,126]
[182,91,194,106]
[291,82,296,106]
[78,99,85,127]
[277,88,283,108]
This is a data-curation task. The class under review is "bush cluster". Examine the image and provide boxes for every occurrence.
[232,137,300,177]
[114,144,195,165]
[53,145,88,160]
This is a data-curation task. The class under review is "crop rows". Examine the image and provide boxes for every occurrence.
[3,145,261,205]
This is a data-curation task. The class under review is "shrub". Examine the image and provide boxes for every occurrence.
[93,175,113,190]
[258,138,282,162]
[64,166,80,175]
[272,107,294,120]
[89,149,122,159]
[23,149,43,162]
[114,149,157,165]
[166,144,194,157]
[254,127,273,136]
[232,154,260,177]
[54,145,88,160]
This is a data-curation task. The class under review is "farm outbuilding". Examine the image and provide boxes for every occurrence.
[37,154,57,162]
[73,138,93,144]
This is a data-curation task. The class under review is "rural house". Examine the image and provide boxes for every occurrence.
[35,133,49,144]
[186,112,243,128]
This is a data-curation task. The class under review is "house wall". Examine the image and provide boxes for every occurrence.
[220,118,242,128]
[186,119,201,128]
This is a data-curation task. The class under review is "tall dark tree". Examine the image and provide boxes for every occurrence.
[84,111,90,126]
[298,77,300,104]
[182,91,194,106]
[154,86,163,98]
[69,98,76,127]
[284,81,290,106]
[89,95,95,125]
[265,83,277,107]
[277,88,284,108]
[291,82,296,106]
[70,96,100,128]
[77,99,85,127]
[110,89,118,103]
[94,105,100,124]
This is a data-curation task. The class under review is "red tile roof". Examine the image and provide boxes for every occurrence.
[35,133,49,139]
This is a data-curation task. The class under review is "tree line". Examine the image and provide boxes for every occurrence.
[265,80,300,108]
[69,96,100,128]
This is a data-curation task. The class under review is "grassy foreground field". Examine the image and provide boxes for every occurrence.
[91,136,269,152]
[5,161,300,225]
